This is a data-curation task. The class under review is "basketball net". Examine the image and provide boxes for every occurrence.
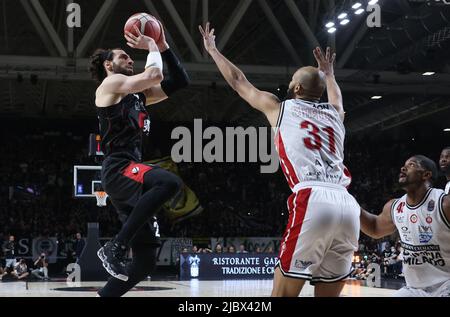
[94,191,108,207]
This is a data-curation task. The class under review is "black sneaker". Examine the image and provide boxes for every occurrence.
[97,241,129,281]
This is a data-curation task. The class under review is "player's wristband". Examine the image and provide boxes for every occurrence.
[145,51,163,71]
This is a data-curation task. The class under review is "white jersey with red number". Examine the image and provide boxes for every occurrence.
[275,98,351,191]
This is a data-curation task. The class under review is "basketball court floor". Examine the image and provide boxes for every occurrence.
[0,279,396,297]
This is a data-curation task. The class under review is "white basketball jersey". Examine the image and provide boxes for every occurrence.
[391,188,450,288]
[445,181,449,195]
[274,99,351,191]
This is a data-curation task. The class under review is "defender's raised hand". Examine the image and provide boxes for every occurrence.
[313,47,336,77]
[199,22,217,54]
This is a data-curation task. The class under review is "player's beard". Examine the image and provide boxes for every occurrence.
[398,177,408,187]
[399,173,424,190]
[112,62,133,76]
[398,172,412,187]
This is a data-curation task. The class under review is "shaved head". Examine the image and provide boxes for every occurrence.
[287,66,326,100]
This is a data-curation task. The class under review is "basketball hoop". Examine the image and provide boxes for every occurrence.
[94,191,108,207]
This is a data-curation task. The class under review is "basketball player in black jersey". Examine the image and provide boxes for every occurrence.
[88,23,189,297]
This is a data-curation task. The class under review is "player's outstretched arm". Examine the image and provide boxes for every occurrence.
[199,22,280,127]
[101,26,164,95]
[360,199,397,239]
[145,21,190,105]
[313,47,344,121]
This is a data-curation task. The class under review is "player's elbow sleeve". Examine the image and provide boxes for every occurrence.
[160,70,190,96]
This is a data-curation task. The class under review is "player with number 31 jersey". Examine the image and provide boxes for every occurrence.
[200,22,360,297]
[275,98,351,189]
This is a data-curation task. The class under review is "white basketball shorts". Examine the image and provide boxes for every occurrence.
[277,181,360,284]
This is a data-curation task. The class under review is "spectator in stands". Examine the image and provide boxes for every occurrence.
[14,258,29,280]
[369,251,381,264]
[255,246,262,253]
[201,245,212,253]
[381,244,392,276]
[214,243,223,253]
[228,245,236,253]
[192,245,199,253]
[383,245,399,277]
[2,235,17,269]
[237,244,248,253]
[31,253,49,280]
[266,246,274,253]
[392,243,404,278]
[72,232,85,263]
[1,265,17,282]
[355,258,379,281]
[354,259,368,280]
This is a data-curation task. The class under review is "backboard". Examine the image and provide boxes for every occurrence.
[73,165,102,198]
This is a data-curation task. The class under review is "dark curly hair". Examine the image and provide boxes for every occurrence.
[88,48,115,84]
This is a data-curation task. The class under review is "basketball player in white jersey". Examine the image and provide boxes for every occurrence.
[360,155,450,297]
[439,147,450,194]
[200,23,359,297]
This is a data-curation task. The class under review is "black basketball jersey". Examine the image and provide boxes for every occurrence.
[97,93,150,162]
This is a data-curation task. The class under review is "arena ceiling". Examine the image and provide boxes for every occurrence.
[0,0,449,133]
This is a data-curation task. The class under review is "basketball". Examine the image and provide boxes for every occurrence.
[124,13,161,41]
